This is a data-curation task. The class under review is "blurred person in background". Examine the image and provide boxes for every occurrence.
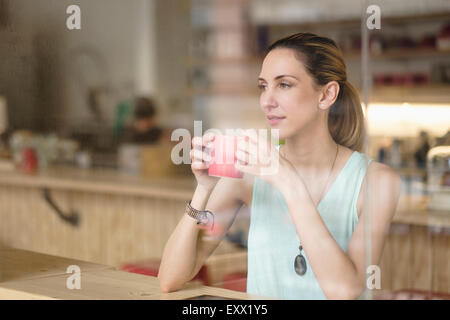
[413,130,431,168]
[124,97,164,145]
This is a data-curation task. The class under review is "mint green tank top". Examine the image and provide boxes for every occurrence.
[247,148,373,299]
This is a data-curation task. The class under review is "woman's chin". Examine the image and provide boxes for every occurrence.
[269,129,286,142]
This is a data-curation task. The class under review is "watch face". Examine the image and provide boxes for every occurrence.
[198,212,209,225]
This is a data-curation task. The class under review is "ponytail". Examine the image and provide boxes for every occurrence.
[328,81,366,152]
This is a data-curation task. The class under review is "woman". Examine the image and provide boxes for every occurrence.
[158,33,402,300]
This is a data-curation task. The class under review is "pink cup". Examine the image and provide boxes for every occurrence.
[208,135,244,179]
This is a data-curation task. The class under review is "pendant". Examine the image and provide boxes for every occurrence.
[294,246,307,276]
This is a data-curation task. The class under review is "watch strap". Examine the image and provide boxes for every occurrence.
[185,201,214,230]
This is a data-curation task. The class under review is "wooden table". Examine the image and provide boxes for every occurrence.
[0,246,115,282]
[0,247,269,300]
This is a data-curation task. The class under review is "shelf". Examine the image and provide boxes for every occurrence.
[185,56,263,67]
[185,87,259,96]
[186,48,450,68]
[186,85,450,104]
[366,85,450,104]
[258,12,450,30]
[344,48,450,60]
[185,84,450,102]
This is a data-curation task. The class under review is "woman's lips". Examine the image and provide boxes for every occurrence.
[267,116,286,126]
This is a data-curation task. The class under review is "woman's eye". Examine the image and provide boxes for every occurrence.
[279,82,291,89]
[257,84,266,91]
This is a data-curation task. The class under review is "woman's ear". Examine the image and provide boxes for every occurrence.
[318,81,340,110]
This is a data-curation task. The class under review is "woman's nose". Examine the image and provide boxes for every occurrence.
[260,90,278,112]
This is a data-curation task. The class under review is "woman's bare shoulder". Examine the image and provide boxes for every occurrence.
[357,158,402,217]
[367,160,401,182]
[358,161,402,215]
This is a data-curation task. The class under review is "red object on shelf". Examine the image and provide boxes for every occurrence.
[373,73,430,87]
[20,148,38,174]
[381,74,394,85]
[403,73,415,85]
[437,24,450,50]
[412,73,430,85]
[120,259,210,285]
[392,74,405,85]
[373,74,385,86]
[419,35,436,49]
[222,272,247,292]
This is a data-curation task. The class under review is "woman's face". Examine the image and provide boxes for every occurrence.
[258,48,323,140]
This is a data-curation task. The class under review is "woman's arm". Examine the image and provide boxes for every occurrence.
[280,162,402,300]
[158,177,246,293]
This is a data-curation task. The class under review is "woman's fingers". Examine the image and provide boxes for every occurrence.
[235,149,248,165]
[239,129,257,144]
[191,161,209,170]
[190,148,211,163]
[191,133,214,153]
[191,136,203,150]
[237,135,277,167]
[203,132,216,145]
[190,134,213,171]
[238,137,260,164]
[192,135,214,157]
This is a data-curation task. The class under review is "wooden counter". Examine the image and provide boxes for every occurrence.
[0,247,269,300]
[393,195,450,228]
[0,166,196,200]
[0,167,198,267]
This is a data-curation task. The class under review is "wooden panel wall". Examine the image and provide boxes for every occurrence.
[379,223,449,294]
[0,185,188,267]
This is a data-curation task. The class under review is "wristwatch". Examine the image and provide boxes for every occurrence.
[185,201,214,230]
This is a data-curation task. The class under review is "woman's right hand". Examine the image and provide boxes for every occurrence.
[190,133,220,191]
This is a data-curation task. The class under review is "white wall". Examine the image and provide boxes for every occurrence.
[4,0,157,132]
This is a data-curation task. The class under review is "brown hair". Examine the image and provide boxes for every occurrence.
[267,32,366,152]
[135,97,156,120]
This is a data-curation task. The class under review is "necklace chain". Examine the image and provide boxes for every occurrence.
[284,143,339,276]
[315,143,339,207]
[281,143,339,207]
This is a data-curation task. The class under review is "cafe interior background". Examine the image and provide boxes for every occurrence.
[0,0,449,300]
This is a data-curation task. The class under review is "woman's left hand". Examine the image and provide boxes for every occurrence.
[234,129,300,192]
